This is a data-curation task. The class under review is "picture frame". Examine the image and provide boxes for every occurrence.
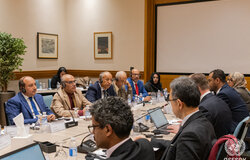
[94,32,112,59]
[37,32,58,59]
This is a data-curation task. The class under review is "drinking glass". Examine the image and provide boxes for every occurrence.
[54,141,68,160]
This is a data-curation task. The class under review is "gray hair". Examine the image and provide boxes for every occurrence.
[89,97,134,138]
[170,76,200,107]
[115,71,127,80]
[99,71,110,82]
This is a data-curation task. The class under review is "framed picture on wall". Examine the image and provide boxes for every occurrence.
[94,32,112,59]
[37,32,58,59]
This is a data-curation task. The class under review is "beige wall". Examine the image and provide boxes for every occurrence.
[0,0,145,72]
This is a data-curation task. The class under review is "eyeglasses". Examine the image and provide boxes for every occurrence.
[88,125,100,133]
[64,80,77,84]
[166,94,178,102]
[227,78,233,82]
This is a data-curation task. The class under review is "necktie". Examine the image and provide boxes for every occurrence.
[135,83,139,95]
[29,97,39,116]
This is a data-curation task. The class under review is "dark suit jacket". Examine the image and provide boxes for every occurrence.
[85,81,116,103]
[152,111,216,160]
[217,84,249,132]
[199,93,232,138]
[127,77,148,100]
[6,92,54,125]
[108,138,155,160]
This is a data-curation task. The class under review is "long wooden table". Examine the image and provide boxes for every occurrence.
[0,102,177,159]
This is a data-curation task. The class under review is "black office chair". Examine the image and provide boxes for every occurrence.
[4,102,11,126]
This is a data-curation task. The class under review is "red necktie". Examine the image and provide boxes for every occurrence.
[135,83,139,95]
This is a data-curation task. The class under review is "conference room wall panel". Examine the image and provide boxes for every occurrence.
[0,0,145,74]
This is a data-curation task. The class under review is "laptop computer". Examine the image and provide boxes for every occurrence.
[148,107,170,133]
[0,142,45,160]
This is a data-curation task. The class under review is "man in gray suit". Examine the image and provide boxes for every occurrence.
[152,76,216,160]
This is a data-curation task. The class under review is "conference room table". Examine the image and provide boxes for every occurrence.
[37,87,87,96]
[0,101,178,159]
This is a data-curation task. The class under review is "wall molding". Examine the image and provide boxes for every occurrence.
[13,70,144,80]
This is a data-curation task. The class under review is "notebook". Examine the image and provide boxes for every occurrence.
[0,142,45,160]
[148,107,169,130]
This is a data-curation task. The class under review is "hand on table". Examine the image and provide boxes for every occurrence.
[47,114,56,121]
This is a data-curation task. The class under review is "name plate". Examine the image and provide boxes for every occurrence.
[48,120,66,133]
[4,125,30,138]
[0,134,11,150]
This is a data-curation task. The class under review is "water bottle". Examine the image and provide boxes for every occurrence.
[42,112,47,124]
[127,94,132,106]
[164,88,168,101]
[57,82,60,89]
[157,90,161,102]
[139,93,143,103]
[85,105,91,121]
[69,137,77,159]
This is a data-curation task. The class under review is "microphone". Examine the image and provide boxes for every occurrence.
[78,134,99,154]
[56,93,78,128]
[135,103,167,122]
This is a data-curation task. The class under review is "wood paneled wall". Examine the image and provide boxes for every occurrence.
[160,74,250,91]
[13,70,144,80]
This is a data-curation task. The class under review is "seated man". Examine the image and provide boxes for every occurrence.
[113,71,132,100]
[88,97,155,160]
[6,76,55,125]
[190,73,232,138]
[51,74,91,117]
[127,68,151,101]
[85,71,116,103]
[208,69,249,132]
[152,77,216,160]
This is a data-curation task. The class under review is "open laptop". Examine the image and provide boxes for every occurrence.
[0,142,45,160]
[148,107,170,132]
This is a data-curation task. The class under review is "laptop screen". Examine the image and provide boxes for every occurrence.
[0,143,45,160]
[148,108,168,128]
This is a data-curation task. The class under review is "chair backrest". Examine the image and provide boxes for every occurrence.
[35,80,40,88]
[48,79,52,89]
[43,95,53,108]
[4,102,11,126]
[234,116,250,138]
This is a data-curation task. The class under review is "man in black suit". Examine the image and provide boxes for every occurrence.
[208,69,249,132]
[153,76,216,160]
[190,73,232,138]
[88,97,155,160]
[85,71,116,103]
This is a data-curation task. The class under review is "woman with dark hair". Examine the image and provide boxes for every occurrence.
[51,67,67,89]
[144,72,163,94]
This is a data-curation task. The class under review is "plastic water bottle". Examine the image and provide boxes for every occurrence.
[85,105,91,121]
[157,90,161,102]
[164,88,168,101]
[139,93,143,103]
[69,137,77,159]
[127,94,132,106]
[42,112,47,124]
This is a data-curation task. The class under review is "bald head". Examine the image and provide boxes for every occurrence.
[19,76,37,97]
[131,69,140,83]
